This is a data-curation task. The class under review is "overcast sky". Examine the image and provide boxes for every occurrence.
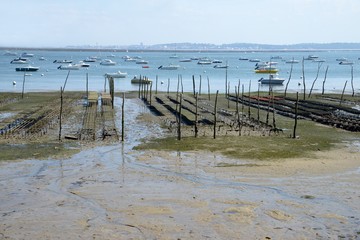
[1,0,360,47]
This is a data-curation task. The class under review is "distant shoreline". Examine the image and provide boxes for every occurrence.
[2,46,360,53]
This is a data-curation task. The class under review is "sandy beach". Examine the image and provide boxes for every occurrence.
[0,98,360,239]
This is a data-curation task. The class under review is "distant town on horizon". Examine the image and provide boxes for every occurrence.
[3,42,360,51]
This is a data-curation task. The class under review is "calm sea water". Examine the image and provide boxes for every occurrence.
[1,49,360,94]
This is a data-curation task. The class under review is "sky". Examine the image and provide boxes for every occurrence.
[1,0,360,48]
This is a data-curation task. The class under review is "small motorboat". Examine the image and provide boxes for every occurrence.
[258,74,285,85]
[339,61,354,65]
[57,64,80,70]
[100,59,116,65]
[136,60,149,64]
[15,66,39,72]
[10,57,28,64]
[53,59,73,63]
[104,71,127,78]
[213,64,228,69]
[158,64,180,70]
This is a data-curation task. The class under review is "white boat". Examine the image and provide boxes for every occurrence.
[136,60,149,64]
[83,57,96,62]
[239,57,248,60]
[100,59,116,65]
[15,66,39,72]
[77,61,90,67]
[212,59,223,63]
[258,74,285,85]
[285,59,299,64]
[10,58,28,64]
[21,52,34,57]
[304,55,318,60]
[125,58,137,62]
[57,64,80,70]
[104,71,127,78]
[339,61,354,65]
[158,64,180,70]
[53,59,73,63]
[336,57,347,61]
[249,59,261,62]
[179,59,192,62]
[197,60,212,65]
[213,64,228,69]
[39,56,46,61]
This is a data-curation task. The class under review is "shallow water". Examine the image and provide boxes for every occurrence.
[0,98,359,239]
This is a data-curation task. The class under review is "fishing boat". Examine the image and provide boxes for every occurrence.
[339,61,354,65]
[104,71,127,78]
[158,64,180,70]
[53,59,73,63]
[213,64,228,69]
[258,74,285,85]
[254,66,278,74]
[15,66,39,72]
[57,64,80,70]
[136,60,149,64]
[100,59,116,65]
[131,76,152,84]
[10,58,28,64]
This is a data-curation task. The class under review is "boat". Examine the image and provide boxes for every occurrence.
[249,59,261,62]
[77,61,90,67]
[136,60,149,64]
[142,65,149,68]
[105,71,127,78]
[258,74,285,85]
[125,58,137,62]
[15,66,39,72]
[179,59,192,62]
[239,57,249,60]
[158,64,180,70]
[10,58,28,64]
[131,76,152,84]
[271,56,282,60]
[21,52,34,58]
[53,60,73,63]
[336,57,347,61]
[83,57,96,62]
[285,59,299,64]
[339,61,354,65]
[213,64,228,69]
[304,55,318,60]
[169,54,178,59]
[39,56,46,61]
[100,59,116,65]
[57,64,80,70]
[197,60,212,65]
[212,59,223,64]
[255,67,278,74]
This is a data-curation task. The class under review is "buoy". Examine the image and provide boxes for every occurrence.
[161,81,164,84]
[12,81,16,85]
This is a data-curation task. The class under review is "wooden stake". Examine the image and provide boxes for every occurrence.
[351,65,355,97]
[59,87,63,141]
[195,92,198,138]
[21,72,26,99]
[199,75,202,95]
[284,59,294,97]
[213,90,219,139]
[155,75,158,94]
[322,65,329,95]
[340,80,348,105]
[178,94,182,140]
[192,75,196,97]
[167,78,170,95]
[293,92,299,138]
[121,92,125,141]
[207,76,211,100]
[302,57,306,100]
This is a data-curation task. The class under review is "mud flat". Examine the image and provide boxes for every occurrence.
[0,96,360,239]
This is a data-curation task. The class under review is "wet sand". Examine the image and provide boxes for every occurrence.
[0,98,360,239]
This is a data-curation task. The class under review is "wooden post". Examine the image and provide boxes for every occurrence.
[302,57,306,100]
[207,76,211,100]
[149,81,152,106]
[225,65,228,97]
[308,62,323,98]
[195,92,198,138]
[167,78,170,95]
[138,76,141,98]
[284,59,294,97]
[351,65,355,97]
[21,72,26,99]
[227,81,230,108]
[62,70,70,92]
[257,83,260,122]
[155,75,158,94]
[86,72,89,100]
[59,87,63,141]
[322,65,329,95]
[104,76,107,92]
[237,80,241,136]
[340,80,348,105]
[199,75,202,96]
[178,94,182,140]
[121,92,125,141]
[213,90,219,139]
[293,92,299,138]
[192,75,196,97]
[248,80,251,118]
[180,75,184,94]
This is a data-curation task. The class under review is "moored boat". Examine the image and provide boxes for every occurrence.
[10,58,28,64]
[100,59,116,65]
[339,61,354,65]
[258,74,285,84]
[104,71,127,78]
[57,64,80,70]
[158,64,180,70]
[53,59,73,63]
[136,60,149,64]
[15,66,39,72]
[254,67,278,74]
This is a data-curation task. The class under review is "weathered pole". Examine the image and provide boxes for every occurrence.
[195,92,198,138]
[167,78,170,95]
[213,90,219,139]
[351,65,355,97]
[62,70,70,92]
[155,75,158,94]
[59,87,63,141]
[21,72,26,99]
[199,75,202,96]
[340,80,348,106]
[302,57,306,100]
[322,65,329,95]
[293,92,299,139]
[207,76,211,100]
[284,59,294,97]
[177,94,182,140]
[121,92,125,141]
[308,62,323,98]
[192,75,196,97]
